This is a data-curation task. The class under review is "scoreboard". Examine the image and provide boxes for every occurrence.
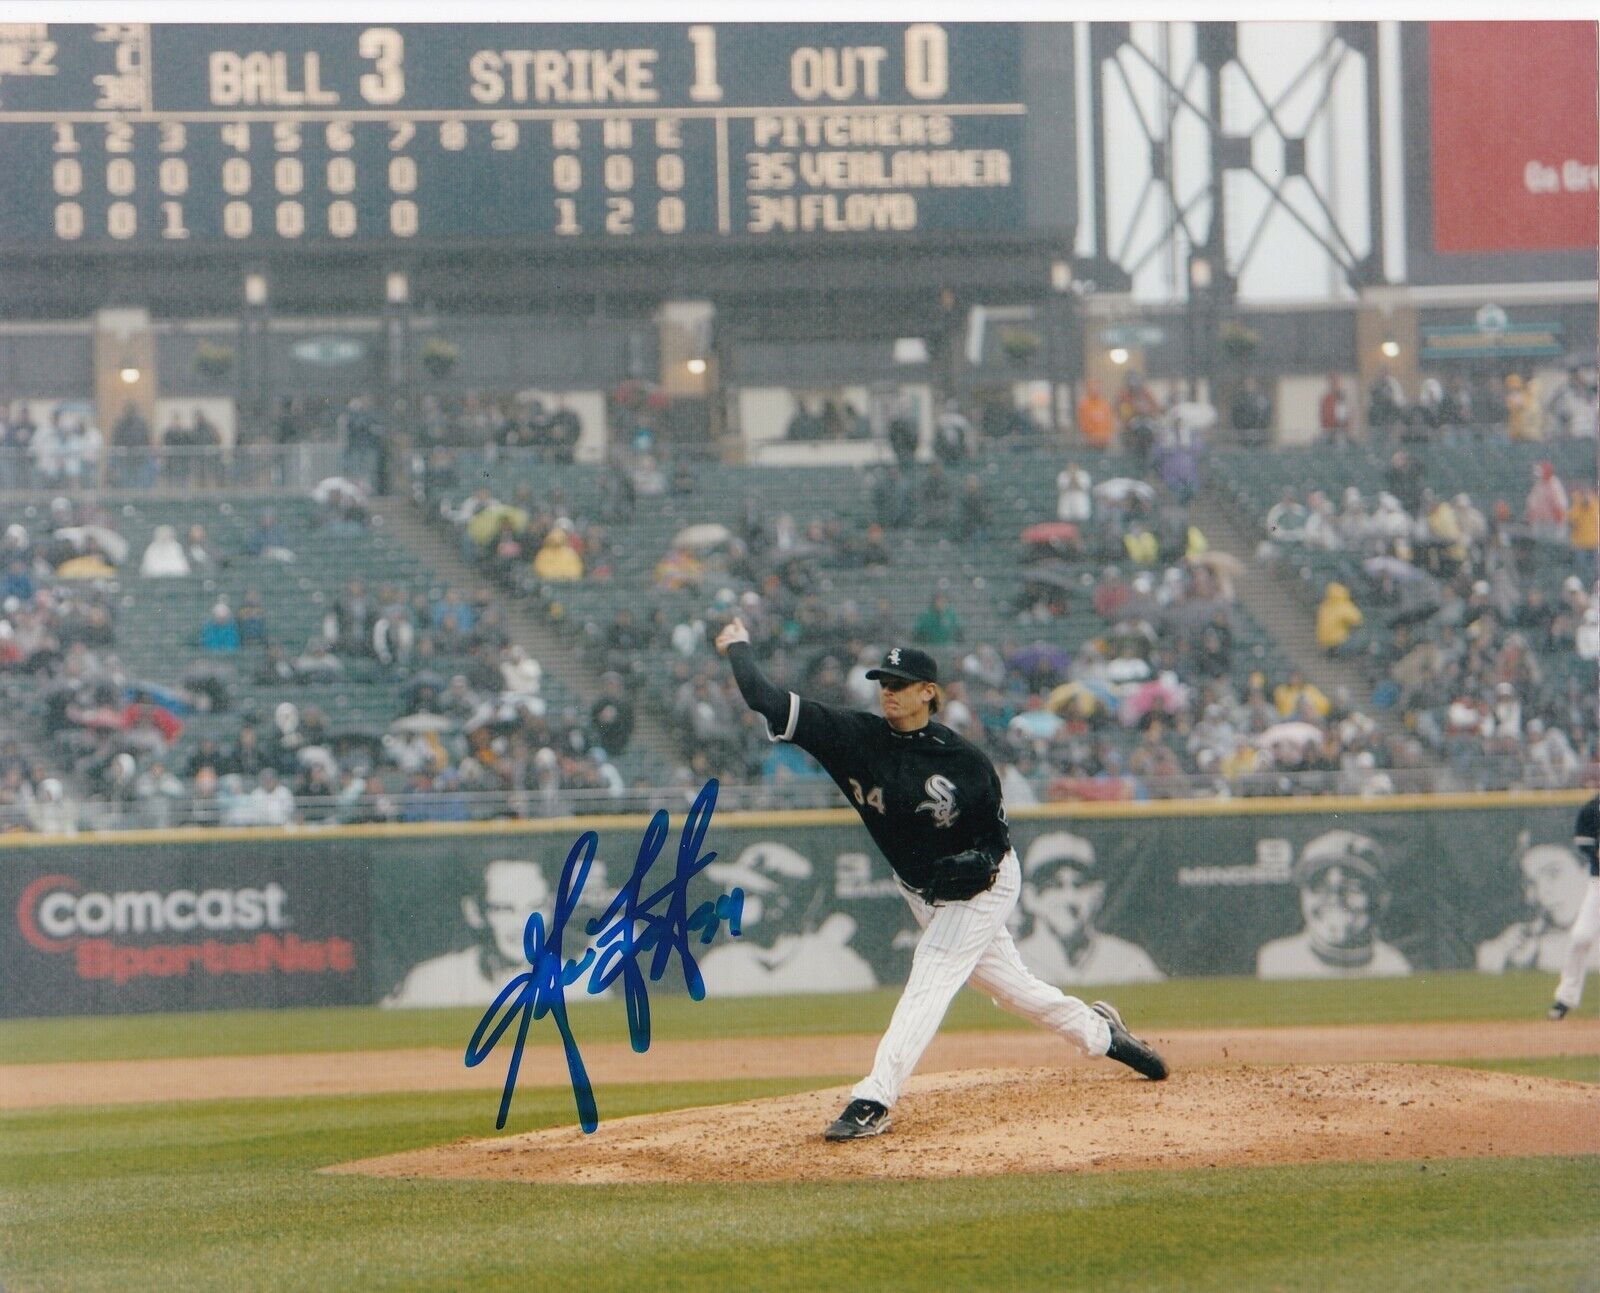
[0,23,1068,251]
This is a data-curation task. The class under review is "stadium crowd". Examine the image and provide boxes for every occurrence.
[0,356,1592,830]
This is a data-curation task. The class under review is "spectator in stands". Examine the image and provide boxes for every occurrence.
[326,580,374,656]
[913,591,962,645]
[1569,487,1599,550]
[220,723,267,779]
[1302,491,1342,550]
[1524,462,1569,539]
[139,525,190,577]
[430,586,476,648]
[591,672,635,755]
[1525,719,1581,786]
[1317,582,1363,654]
[234,588,268,647]
[1275,671,1330,719]
[1367,368,1406,431]
[1385,451,1425,516]
[1442,375,1474,431]
[1056,462,1092,523]
[29,777,75,835]
[1545,362,1598,438]
[111,402,152,488]
[184,524,223,573]
[631,453,667,498]
[372,587,416,670]
[1,406,35,490]
[654,546,703,592]
[785,400,822,442]
[245,508,292,560]
[1505,374,1540,441]
[933,400,972,465]
[1076,379,1115,450]
[1264,490,1309,546]
[888,409,919,464]
[1117,371,1162,465]
[254,644,296,685]
[1411,375,1446,438]
[533,523,584,582]
[199,600,240,654]
[244,768,295,827]
[1123,523,1159,566]
[955,474,992,541]
[922,461,954,528]
[870,464,912,528]
[293,636,344,682]
[1318,374,1351,444]
[1230,377,1273,445]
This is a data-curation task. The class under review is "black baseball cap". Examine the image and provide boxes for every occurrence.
[865,646,939,684]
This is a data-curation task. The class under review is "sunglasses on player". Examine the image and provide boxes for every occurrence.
[877,678,923,693]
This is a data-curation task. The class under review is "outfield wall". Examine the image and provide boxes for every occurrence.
[2,793,1591,1019]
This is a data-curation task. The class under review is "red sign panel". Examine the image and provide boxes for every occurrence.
[1429,22,1598,254]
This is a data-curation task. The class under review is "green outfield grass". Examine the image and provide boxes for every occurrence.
[2,1082,1597,1293]
[0,970,1580,1065]
[3,972,1595,1291]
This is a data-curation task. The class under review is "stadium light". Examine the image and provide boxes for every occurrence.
[1189,256,1213,290]
[119,365,141,384]
[1381,339,1400,359]
[1109,347,1130,366]
[386,271,410,305]
[243,272,268,307]
[686,357,708,376]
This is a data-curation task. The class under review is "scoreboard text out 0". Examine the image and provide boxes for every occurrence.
[0,23,1035,249]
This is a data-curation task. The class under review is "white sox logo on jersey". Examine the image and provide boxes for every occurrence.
[916,775,960,828]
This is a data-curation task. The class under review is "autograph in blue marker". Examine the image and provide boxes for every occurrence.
[465,778,743,1133]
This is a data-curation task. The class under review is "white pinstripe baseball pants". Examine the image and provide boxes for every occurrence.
[1555,874,1600,1010]
[852,851,1114,1109]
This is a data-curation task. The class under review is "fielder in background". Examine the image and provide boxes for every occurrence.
[717,619,1167,1144]
[1548,792,1600,1020]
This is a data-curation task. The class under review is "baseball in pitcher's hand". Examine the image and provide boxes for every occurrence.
[715,616,750,655]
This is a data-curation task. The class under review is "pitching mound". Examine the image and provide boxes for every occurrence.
[327,1063,1600,1185]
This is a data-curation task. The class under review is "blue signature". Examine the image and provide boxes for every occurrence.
[464,778,743,1133]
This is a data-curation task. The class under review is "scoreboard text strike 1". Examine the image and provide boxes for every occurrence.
[0,23,1068,249]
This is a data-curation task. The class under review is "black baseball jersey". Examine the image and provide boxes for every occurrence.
[1576,794,1599,877]
[766,691,1011,891]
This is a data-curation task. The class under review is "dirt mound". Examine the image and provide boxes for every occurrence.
[327,1063,1600,1185]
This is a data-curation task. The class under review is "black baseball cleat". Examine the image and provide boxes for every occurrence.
[824,1098,891,1141]
[1092,1001,1170,1081]
[1548,1001,1569,1021]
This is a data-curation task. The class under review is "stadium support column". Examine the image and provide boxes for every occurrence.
[656,300,715,456]
[239,272,270,446]
[94,308,156,489]
[382,271,412,446]
[1355,290,1418,436]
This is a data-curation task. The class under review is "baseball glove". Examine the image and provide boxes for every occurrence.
[915,848,1002,903]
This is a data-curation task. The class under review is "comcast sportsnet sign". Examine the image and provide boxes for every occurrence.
[2,852,370,1017]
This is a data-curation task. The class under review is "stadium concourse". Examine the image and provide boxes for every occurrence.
[0,398,1589,833]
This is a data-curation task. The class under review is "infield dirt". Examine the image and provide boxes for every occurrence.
[6,1018,1595,1109]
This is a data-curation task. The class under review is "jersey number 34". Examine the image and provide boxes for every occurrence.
[848,778,886,814]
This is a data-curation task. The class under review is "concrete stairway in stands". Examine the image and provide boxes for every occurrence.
[1187,485,1402,736]
[370,497,683,778]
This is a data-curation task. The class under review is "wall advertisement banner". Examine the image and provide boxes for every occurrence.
[2,798,1589,1018]
[366,802,1590,1006]
[0,843,371,1017]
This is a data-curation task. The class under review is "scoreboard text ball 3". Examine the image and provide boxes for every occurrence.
[0,23,1038,248]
